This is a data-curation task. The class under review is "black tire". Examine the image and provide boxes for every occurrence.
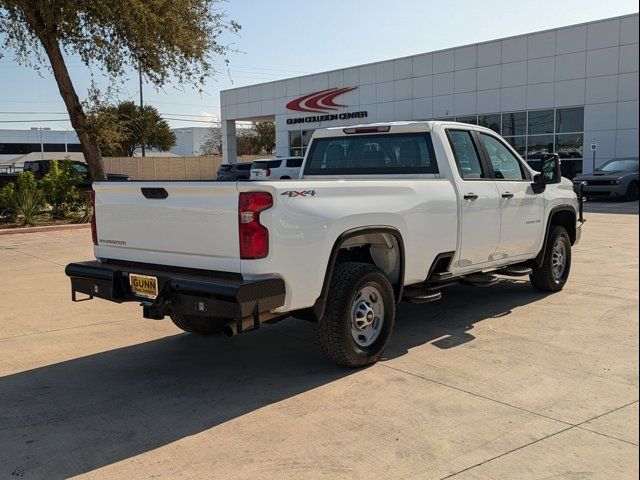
[530,226,572,292]
[316,262,396,367]
[625,181,639,201]
[170,314,221,335]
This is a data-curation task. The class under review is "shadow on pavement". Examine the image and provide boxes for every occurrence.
[0,280,549,479]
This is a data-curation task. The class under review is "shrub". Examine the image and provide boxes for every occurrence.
[40,159,82,219]
[72,190,92,224]
[0,182,16,221]
[17,170,38,193]
[12,187,45,227]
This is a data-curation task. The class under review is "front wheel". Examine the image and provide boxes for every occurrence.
[625,182,639,201]
[315,262,396,367]
[530,226,572,292]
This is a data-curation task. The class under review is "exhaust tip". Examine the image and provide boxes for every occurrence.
[222,324,236,337]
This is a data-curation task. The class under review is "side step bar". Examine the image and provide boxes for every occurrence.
[498,266,533,277]
[462,273,499,287]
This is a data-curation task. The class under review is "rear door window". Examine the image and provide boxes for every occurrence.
[253,160,282,169]
[447,130,486,180]
[304,133,438,175]
[287,158,303,168]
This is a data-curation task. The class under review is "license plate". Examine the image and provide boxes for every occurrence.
[129,273,158,299]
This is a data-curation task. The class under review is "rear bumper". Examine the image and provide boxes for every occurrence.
[65,260,285,320]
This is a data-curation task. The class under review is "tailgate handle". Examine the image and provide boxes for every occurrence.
[141,187,168,199]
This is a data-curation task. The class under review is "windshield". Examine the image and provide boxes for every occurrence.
[599,160,639,172]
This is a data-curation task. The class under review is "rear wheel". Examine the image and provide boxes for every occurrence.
[170,314,221,335]
[625,181,639,201]
[530,226,572,292]
[316,262,395,367]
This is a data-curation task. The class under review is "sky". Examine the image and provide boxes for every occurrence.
[0,0,638,131]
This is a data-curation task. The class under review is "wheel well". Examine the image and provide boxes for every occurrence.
[311,228,405,320]
[549,209,577,245]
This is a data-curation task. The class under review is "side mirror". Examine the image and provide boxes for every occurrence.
[531,154,562,194]
[541,153,562,184]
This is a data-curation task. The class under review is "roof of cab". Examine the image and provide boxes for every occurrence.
[311,120,495,138]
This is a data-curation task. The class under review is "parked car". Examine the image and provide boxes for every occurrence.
[0,159,130,188]
[572,158,639,201]
[216,162,252,181]
[250,156,303,180]
[66,121,582,367]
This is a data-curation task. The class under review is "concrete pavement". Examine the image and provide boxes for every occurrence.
[0,203,637,479]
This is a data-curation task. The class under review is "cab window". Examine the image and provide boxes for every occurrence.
[447,130,485,180]
[479,133,525,180]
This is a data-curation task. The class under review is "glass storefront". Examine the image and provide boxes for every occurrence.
[289,129,314,157]
[450,107,585,178]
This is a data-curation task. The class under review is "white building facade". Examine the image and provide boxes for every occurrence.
[220,13,639,177]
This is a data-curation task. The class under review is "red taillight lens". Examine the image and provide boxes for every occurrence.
[265,168,271,177]
[239,192,272,259]
[89,190,98,246]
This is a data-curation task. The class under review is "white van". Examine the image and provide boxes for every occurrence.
[250,157,303,180]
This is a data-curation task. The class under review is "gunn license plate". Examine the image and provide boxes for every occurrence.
[129,273,158,299]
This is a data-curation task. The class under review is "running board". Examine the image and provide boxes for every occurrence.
[403,287,443,304]
[462,273,499,287]
[498,266,533,277]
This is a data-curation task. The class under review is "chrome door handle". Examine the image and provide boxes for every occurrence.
[463,193,479,201]
[502,192,514,199]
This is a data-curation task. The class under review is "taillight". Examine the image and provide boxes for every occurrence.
[239,192,272,259]
[89,190,98,246]
[264,168,271,177]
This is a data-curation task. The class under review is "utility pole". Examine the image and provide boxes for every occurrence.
[139,63,146,157]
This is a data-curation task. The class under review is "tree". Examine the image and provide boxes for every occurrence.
[91,101,176,156]
[251,122,275,154]
[0,1,240,180]
[199,125,222,156]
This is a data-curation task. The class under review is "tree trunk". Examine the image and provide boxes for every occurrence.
[40,38,107,181]
[19,2,107,182]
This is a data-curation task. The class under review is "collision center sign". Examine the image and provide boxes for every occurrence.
[285,87,368,125]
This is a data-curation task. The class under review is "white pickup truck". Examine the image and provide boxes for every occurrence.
[66,121,583,367]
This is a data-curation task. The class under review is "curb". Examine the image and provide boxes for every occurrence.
[0,223,90,236]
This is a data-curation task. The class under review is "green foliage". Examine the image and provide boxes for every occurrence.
[71,191,92,224]
[17,170,37,193]
[0,182,16,220]
[235,122,276,156]
[40,159,82,219]
[89,101,177,156]
[12,187,45,227]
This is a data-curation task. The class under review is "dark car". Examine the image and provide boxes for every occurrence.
[0,159,130,188]
[216,162,252,181]
[573,158,639,201]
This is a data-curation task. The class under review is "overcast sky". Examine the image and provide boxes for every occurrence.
[0,0,638,130]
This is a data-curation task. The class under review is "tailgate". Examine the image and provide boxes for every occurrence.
[93,182,240,272]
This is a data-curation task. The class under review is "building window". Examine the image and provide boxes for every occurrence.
[289,129,314,157]
[451,107,584,178]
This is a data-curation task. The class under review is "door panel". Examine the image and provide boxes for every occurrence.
[494,182,544,258]
[446,129,501,268]
[458,182,502,266]
[477,132,545,258]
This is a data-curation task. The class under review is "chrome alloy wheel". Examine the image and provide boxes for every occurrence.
[350,284,385,348]
[551,240,567,281]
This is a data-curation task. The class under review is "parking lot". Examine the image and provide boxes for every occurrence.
[0,202,638,479]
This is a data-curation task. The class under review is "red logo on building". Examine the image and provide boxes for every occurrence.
[286,87,357,113]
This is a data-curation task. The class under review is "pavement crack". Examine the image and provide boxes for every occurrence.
[440,400,639,479]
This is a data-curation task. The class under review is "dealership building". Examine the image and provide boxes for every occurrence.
[220,13,639,177]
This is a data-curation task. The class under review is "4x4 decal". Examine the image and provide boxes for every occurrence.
[281,190,317,197]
